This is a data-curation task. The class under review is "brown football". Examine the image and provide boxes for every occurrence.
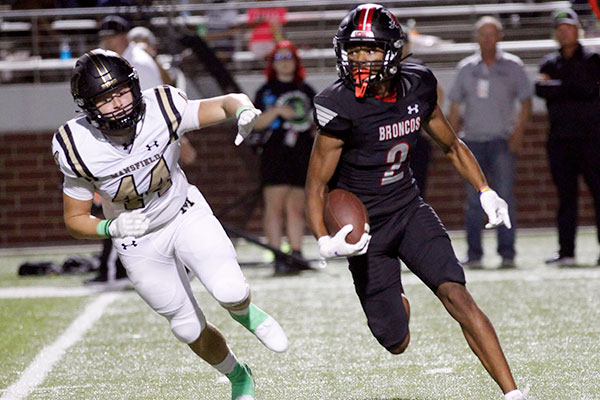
[323,189,370,244]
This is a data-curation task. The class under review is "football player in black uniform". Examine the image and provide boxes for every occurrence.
[305,4,525,400]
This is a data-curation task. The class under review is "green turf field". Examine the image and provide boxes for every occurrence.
[1,230,599,400]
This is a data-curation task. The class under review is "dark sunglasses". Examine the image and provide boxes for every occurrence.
[273,52,294,61]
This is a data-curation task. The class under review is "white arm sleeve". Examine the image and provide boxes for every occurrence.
[179,99,202,134]
[62,176,95,201]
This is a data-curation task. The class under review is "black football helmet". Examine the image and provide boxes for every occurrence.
[334,4,407,97]
[70,49,145,132]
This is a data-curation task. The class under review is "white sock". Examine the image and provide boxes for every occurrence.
[504,389,525,400]
[212,349,238,375]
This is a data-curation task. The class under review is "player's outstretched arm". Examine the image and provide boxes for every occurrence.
[423,105,511,229]
[196,93,253,125]
[196,93,261,145]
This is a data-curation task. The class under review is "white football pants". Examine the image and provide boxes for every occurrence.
[113,186,249,343]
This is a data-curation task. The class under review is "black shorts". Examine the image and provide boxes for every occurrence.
[260,132,312,187]
[348,197,465,350]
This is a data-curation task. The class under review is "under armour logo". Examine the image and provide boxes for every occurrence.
[146,141,159,151]
[407,104,419,114]
[180,197,195,214]
[121,240,137,250]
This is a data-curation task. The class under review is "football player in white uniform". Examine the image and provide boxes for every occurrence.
[52,49,288,400]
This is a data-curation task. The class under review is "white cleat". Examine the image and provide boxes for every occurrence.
[253,316,289,353]
[235,396,254,400]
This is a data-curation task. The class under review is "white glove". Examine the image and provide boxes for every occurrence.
[480,189,512,229]
[317,224,371,259]
[108,210,150,238]
[234,107,262,146]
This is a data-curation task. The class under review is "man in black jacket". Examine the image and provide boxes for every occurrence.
[535,8,600,266]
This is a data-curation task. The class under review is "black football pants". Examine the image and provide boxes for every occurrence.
[547,136,600,257]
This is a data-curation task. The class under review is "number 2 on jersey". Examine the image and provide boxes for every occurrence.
[113,156,173,210]
[381,142,409,186]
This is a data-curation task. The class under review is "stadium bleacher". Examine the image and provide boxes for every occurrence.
[1,0,597,84]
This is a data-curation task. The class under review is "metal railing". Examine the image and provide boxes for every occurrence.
[0,1,595,84]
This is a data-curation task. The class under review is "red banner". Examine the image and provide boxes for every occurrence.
[590,0,600,19]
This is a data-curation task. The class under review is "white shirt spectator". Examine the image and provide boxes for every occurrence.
[121,41,163,90]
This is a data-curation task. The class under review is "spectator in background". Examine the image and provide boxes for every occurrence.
[98,15,163,90]
[201,0,241,64]
[252,40,316,275]
[448,16,532,269]
[535,9,600,266]
[247,4,287,60]
[128,26,178,88]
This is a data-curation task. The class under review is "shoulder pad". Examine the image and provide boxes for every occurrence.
[52,122,97,182]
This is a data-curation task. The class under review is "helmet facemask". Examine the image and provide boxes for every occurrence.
[86,78,145,132]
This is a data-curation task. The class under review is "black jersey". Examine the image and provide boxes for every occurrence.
[313,63,438,219]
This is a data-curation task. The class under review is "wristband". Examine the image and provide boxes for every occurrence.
[96,219,112,238]
[236,105,253,118]
[479,185,490,195]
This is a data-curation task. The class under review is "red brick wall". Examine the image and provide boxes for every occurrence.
[426,114,595,228]
[0,115,595,247]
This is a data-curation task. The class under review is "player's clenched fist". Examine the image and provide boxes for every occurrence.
[317,224,371,259]
[108,210,150,238]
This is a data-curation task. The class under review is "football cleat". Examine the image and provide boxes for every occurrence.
[229,304,289,352]
[253,315,289,353]
[503,388,527,400]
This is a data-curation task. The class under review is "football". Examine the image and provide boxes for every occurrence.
[323,189,370,244]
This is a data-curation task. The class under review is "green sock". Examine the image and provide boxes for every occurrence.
[229,303,269,332]
[226,362,254,399]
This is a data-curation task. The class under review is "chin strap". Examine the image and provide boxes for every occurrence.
[398,52,413,63]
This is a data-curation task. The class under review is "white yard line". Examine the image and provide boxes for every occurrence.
[2,266,598,299]
[0,292,121,400]
[0,286,105,299]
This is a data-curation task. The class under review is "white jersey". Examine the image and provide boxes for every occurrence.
[52,85,203,231]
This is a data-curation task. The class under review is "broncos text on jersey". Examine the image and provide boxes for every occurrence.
[313,63,438,220]
[52,85,206,231]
